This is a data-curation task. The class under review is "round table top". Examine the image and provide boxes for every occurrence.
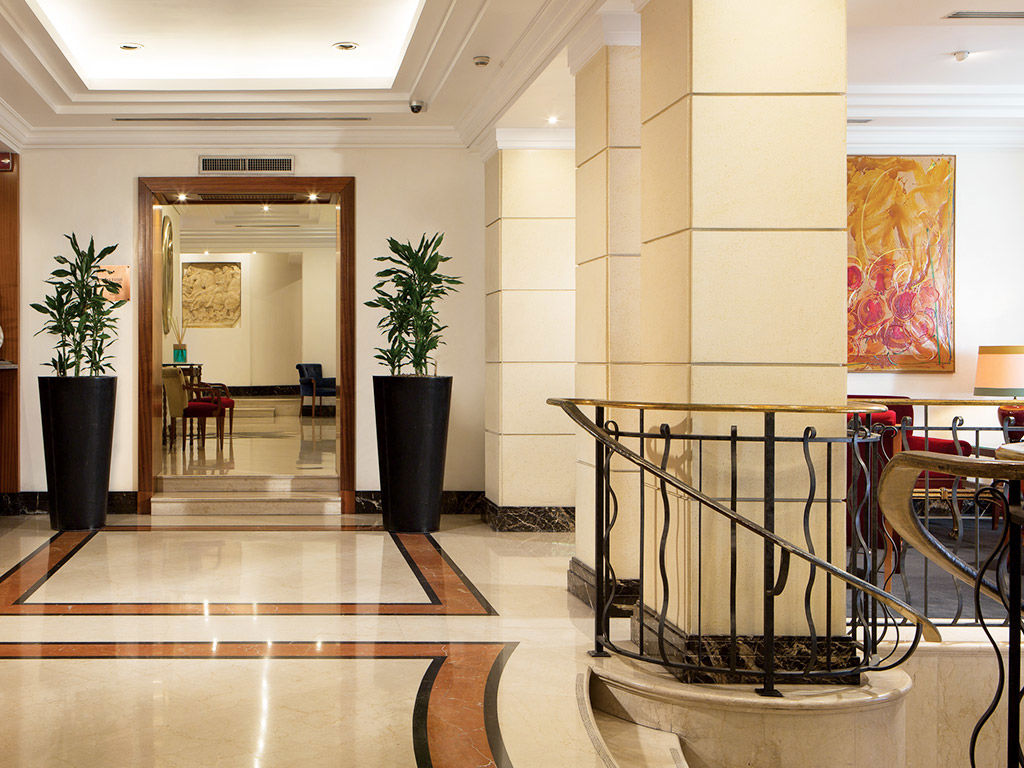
[995,442,1024,461]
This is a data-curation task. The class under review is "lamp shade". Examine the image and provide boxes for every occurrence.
[974,346,1024,396]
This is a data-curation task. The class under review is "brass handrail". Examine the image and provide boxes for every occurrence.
[547,397,888,415]
[863,398,1024,408]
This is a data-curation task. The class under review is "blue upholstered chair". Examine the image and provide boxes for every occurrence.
[296,363,336,418]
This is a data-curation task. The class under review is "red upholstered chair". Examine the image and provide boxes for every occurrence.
[998,406,1024,444]
[162,368,223,449]
[197,383,235,440]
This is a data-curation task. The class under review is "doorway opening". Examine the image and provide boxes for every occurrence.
[137,178,355,514]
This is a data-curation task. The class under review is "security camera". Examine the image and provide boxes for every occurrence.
[409,100,425,114]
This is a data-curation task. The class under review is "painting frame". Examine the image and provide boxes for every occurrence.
[847,154,956,374]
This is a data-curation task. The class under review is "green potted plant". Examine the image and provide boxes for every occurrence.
[31,234,126,530]
[366,233,461,532]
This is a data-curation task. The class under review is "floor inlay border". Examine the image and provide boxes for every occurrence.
[0,640,517,768]
[0,526,497,616]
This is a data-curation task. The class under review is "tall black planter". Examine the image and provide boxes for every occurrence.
[373,375,452,533]
[38,376,116,531]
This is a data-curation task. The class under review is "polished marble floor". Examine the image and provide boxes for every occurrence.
[161,399,337,477]
[0,513,624,767]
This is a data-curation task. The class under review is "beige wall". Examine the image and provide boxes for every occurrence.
[638,0,848,635]
[484,149,576,507]
[18,147,485,492]
[574,45,643,575]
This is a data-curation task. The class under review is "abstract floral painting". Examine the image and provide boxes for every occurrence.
[847,155,955,372]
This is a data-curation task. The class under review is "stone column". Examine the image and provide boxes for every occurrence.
[637,0,848,643]
[484,148,577,531]
[568,7,643,606]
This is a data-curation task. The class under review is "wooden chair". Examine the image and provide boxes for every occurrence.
[162,368,223,449]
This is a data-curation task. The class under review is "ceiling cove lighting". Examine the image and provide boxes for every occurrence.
[946,11,1024,19]
[332,41,358,51]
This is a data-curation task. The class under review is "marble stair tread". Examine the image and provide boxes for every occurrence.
[151,491,342,516]
[158,475,339,493]
[594,711,687,768]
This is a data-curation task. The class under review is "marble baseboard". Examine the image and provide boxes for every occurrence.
[482,500,575,532]
[1,492,139,516]
[567,557,639,617]
[355,491,487,516]
[230,385,300,396]
[631,602,861,685]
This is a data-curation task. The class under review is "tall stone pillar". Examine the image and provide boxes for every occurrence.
[637,0,848,640]
[484,148,577,531]
[568,7,643,604]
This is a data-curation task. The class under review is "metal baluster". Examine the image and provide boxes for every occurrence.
[590,405,609,658]
[756,411,782,697]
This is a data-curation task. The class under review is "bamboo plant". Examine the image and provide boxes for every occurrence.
[31,234,126,376]
[365,233,462,375]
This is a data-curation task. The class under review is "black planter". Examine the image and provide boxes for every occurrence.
[373,375,452,533]
[38,376,117,531]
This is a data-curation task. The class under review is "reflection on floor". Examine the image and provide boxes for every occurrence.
[161,397,336,477]
[0,514,630,767]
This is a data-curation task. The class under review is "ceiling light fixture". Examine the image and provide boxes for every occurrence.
[177,193,188,202]
[332,41,358,51]
[953,50,971,62]
[262,204,270,212]
[119,42,143,51]
[204,250,209,255]
[547,116,559,125]
[473,56,490,67]
[308,193,319,201]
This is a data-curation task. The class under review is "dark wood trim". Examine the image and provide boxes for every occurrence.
[136,177,356,512]
[0,153,19,493]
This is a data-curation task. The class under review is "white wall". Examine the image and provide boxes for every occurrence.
[18,147,485,492]
[301,248,338,379]
[178,252,303,387]
[846,148,1024,438]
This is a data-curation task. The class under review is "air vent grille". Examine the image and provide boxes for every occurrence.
[198,155,295,175]
[946,10,1024,18]
[197,193,298,202]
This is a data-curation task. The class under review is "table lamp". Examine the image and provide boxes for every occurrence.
[975,345,1024,442]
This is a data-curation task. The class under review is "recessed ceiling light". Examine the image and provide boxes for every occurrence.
[953,50,971,62]
[119,42,143,51]
[177,193,188,202]
[547,116,559,125]
[308,193,319,201]
[204,250,209,255]
[262,204,270,212]
[332,42,358,51]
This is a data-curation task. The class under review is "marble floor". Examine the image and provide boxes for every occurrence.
[0,513,639,767]
[161,399,337,477]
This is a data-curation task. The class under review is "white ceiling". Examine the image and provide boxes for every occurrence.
[177,203,337,252]
[24,0,425,90]
[2,0,1024,151]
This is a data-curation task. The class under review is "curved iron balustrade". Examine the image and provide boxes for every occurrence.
[549,397,939,697]
[879,450,1024,768]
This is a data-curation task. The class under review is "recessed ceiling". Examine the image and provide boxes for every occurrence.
[24,0,425,90]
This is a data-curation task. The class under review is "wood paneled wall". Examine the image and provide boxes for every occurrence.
[0,153,18,492]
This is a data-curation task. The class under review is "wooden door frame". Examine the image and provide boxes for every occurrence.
[136,177,356,513]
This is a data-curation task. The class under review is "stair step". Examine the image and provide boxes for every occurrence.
[151,491,342,516]
[157,474,339,493]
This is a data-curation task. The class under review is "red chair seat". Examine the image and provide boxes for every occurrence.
[183,401,219,418]
[200,396,234,409]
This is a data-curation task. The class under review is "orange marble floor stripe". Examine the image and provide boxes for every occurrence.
[0,531,494,616]
[426,642,510,768]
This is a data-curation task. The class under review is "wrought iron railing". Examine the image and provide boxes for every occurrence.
[851,398,1024,626]
[550,397,938,697]
[879,450,1024,768]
